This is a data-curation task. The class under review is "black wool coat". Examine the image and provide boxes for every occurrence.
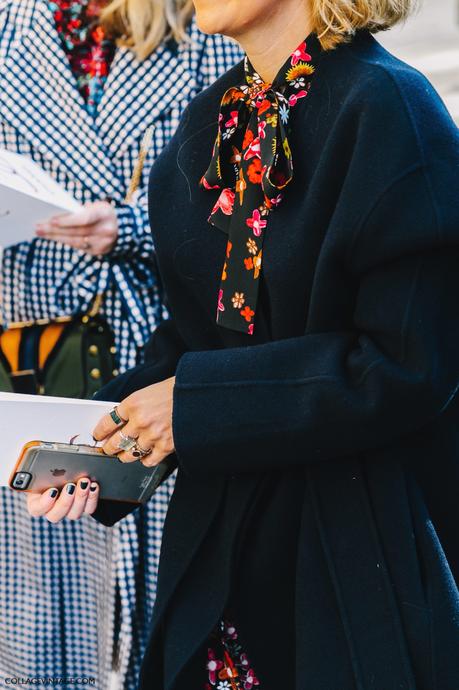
[94,31,459,690]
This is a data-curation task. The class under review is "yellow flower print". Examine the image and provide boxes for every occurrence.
[266,113,278,128]
[283,138,292,159]
[231,292,245,309]
[286,63,315,83]
[246,238,258,255]
[252,250,262,279]
[235,168,247,206]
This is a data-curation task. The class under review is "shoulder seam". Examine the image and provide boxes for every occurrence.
[343,51,442,244]
[346,163,429,264]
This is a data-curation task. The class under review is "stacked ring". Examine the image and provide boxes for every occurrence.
[116,431,138,452]
[110,407,126,426]
[132,443,152,459]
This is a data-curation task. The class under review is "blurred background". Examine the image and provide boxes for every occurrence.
[379,0,459,122]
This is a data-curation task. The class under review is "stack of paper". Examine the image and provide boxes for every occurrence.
[0,392,117,486]
[0,149,82,247]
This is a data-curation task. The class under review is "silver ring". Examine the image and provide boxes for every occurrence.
[116,431,137,452]
[83,237,91,251]
[132,443,152,459]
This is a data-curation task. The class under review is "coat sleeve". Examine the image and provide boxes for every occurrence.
[90,319,186,526]
[172,165,459,477]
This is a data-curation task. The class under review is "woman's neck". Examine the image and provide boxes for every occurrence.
[234,2,313,83]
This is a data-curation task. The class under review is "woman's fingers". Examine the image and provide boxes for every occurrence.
[93,404,129,442]
[26,480,100,523]
[66,478,92,520]
[102,424,140,461]
[27,487,59,517]
[84,482,100,515]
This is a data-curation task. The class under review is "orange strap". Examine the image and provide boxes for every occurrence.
[38,323,66,370]
[0,328,21,373]
[0,323,66,373]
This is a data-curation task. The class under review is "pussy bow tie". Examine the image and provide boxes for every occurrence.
[201,34,321,335]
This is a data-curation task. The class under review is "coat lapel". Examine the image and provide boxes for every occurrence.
[96,35,197,160]
[0,0,122,199]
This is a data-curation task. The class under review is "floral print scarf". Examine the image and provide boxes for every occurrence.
[201,35,322,335]
[205,620,260,690]
[49,0,115,116]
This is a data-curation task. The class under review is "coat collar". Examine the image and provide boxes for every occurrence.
[95,34,197,160]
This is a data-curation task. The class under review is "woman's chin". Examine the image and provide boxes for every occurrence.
[194,12,227,36]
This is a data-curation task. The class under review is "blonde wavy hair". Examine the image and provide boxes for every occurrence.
[100,0,194,61]
[311,0,418,49]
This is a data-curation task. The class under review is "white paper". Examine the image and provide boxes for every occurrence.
[0,393,118,486]
[0,149,82,247]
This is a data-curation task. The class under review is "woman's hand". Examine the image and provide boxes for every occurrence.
[93,377,176,467]
[35,201,119,255]
[26,479,100,523]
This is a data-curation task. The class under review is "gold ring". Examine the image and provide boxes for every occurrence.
[83,237,91,251]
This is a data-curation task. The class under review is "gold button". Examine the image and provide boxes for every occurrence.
[90,368,101,380]
[112,369,119,377]
[110,346,117,355]
[82,315,90,324]
[89,344,99,356]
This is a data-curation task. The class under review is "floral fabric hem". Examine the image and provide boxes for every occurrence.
[205,619,260,690]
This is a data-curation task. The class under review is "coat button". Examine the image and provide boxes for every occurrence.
[90,368,101,380]
[89,345,99,356]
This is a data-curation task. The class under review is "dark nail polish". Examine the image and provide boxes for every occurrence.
[66,484,76,495]
[90,483,98,492]
[80,480,89,490]
[49,488,58,498]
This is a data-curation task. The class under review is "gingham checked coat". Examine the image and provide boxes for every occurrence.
[0,2,242,688]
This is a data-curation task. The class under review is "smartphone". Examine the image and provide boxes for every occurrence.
[9,441,176,504]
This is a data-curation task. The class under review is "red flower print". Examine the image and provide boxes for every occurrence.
[244,251,262,279]
[258,121,267,140]
[242,128,254,150]
[207,648,224,684]
[225,111,239,128]
[212,189,235,216]
[246,209,267,237]
[291,41,312,65]
[248,324,254,335]
[240,306,255,323]
[243,137,261,161]
[201,176,220,190]
[91,26,105,44]
[243,669,260,689]
[256,98,271,116]
[288,90,308,107]
[269,193,283,207]
[226,240,233,258]
[247,159,262,185]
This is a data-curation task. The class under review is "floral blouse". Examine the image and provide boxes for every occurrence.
[48,0,115,116]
